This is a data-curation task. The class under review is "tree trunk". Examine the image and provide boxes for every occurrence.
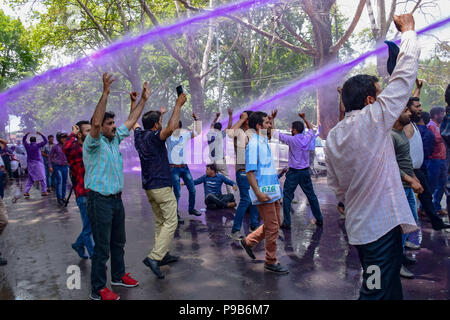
[187,73,206,119]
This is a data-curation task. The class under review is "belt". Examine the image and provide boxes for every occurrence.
[170,164,187,168]
[289,167,309,171]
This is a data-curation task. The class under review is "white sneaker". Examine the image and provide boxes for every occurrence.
[229,231,244,241]
[404,241,420,250]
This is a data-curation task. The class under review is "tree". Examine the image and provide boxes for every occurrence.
[224,0,366,138]
[0,9,42,137]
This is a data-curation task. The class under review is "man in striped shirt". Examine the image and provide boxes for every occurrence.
[325,14,419,299]
[83,73,149,301]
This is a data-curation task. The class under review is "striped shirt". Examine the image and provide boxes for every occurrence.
[246,132,281,205]
[325,30,420,245]
[83,124,130,196]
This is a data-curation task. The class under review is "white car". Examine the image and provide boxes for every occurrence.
[312,137,326,175]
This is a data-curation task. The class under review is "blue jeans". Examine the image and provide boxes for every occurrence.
[402,187,421,248]
[43,158,53,189]
[282,168,323,226]
[54,165,69,200]
[232,171,259,233]
[73,196,95,257]
[426,159,446,211]
[170,166,195,212]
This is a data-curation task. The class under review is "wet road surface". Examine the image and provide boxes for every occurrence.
[0,167,449,300]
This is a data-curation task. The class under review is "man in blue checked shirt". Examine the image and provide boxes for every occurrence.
[83,73,149,301]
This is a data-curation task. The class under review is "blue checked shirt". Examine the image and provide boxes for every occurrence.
[83,124,130,196]
[246,132,281,205]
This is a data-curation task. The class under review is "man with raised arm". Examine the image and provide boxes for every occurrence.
[83,72,149,300]
[22,132,48,197]
[272,113,323,229]
[207,109,234,194]
[134,92,187,280]
[325,14,420,300]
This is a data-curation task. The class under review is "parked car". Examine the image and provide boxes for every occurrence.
[312,137,326,175]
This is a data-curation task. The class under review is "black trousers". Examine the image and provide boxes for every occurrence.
[205,193,235,209]
[87,191,126,294]
[414,168,445,229]
[355,226,403,300]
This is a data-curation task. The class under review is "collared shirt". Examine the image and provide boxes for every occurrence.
[63,133,88,198]
[246,132,281,204]
[408,123,424,169]
[427,120,446,159]
[134,128,172,191]
[166,131,192,165]
[273,129,314,169]
[83,124,129,196]
[49,143,68,168]
[325,30,420,245]
[194,173,236,196]
[207,130,227,161]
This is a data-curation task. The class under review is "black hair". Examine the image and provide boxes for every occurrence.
[142,111,161,130]
[47,135,54,139]
[102,112,115,125]
[248,111,268,130]
[213,122,222,130]
[421,111,431,125]
[430,106,445,119]
[206,164,217,172]
[30,136,36,143]
[342,74,379,112]
[406,97,420,108]
[445,84,450,106]
[76,120,90,132]
[291,121,305,134]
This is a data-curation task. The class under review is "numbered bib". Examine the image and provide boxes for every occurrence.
[249,184,281,205]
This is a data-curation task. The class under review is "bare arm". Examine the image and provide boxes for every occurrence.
[247,171,271,203]
[210,112,220,129]
[124,82,150,131]
[227,108,233,129]
[413,79,422,98]
[160,93,187,141]
[298,113,313,130]
[90,73,114,139]
[191,113,201,138]
[402,173,424,193]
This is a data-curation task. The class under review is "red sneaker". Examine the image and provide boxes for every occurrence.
[90,288,120,300]
[111,273,139,288]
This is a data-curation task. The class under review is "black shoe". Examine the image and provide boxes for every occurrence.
[177,214,184,225]
[239,238,255,260]
[143,257,164,279]
[402,254,416,265]
[400,265,414,279]
[264,262,289,274]
[433,222,450,231]
[280,224,291,230]
[0,257,7,266]
[189,209,202,216]
[158,252,179,266]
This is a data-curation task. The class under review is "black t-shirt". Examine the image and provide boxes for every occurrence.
[134,128,172,190]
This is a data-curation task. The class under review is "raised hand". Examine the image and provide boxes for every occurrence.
[415,79,423,89]
[192,112,199,121]
[129,91,138,103]
[227,108,233,116]
[176,93,187,107]
[160,106,167,115]
[393,13,415,33]
[141,82,150,100]
[337,86,343,95]
[298,112,306,119]
[271,109,278,119]
[36,131,42,136]
[102,72,115,94]
[72,125,80,135]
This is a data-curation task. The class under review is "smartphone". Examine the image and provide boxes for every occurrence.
[176,85,183,96]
